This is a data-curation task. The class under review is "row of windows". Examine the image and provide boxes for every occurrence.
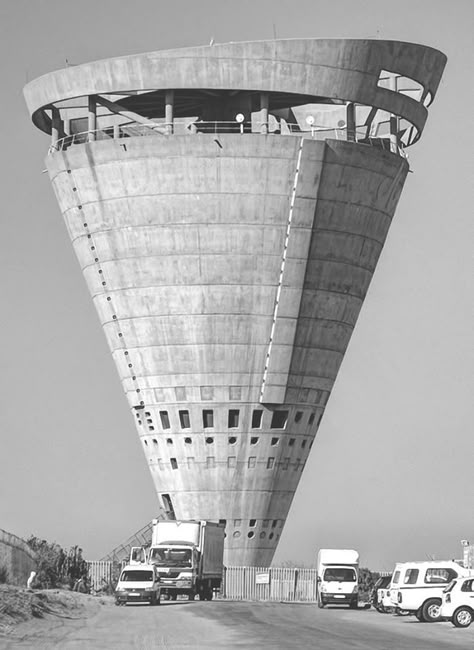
[151,456,305,470]
[217,518,283,528]
[233,530,280,541]
[144,436,313,449]
[136,408,321,431]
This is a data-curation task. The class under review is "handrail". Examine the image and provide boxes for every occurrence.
[49,121,406,157]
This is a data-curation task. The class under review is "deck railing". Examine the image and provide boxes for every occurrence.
[50,120,406,157]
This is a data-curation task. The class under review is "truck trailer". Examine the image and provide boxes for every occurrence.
[145,520,225,600]
[317,549,360,608]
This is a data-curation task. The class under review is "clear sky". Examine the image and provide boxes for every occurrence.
[0,0,472,571]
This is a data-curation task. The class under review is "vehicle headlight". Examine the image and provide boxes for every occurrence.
[352,585,358,593]
[321,584,327,593]
[144,586,154,591]
[116,587,125,592]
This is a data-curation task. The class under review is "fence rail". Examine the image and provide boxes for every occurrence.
[86,562,317,601]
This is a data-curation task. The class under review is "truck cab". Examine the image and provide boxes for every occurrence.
[317,549,359,609]
[149,543,198,599]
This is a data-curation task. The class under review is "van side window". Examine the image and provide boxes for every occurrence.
[424,568,457,584]
[461,579,474,592]
[404,569,419,584]
[392,570,401,585]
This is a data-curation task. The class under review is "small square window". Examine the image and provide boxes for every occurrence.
[170,458,178,469]
[249,519,256,527]
[295,411,303,423]
[267,457,275,469]
[250,437,259,445]
[206,456,216,468]
[308,412,315,425]
[301,440,307,448]
[228,409,239,428]
[179,410,190,429]
[248,456,256,468]
[271,411,288,429]
[187,456,195,467]
[227,456,236,468]
[234,519,241,526]
[288,438,295,446]
[159,411,170,429]
[271,437,279,446]
[251,409,263,428]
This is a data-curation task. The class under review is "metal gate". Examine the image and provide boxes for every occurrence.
[222,566,318,602]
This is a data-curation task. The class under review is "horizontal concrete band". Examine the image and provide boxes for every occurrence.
[25,39,446,137]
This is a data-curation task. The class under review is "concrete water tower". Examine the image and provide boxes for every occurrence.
[25,39,446,566]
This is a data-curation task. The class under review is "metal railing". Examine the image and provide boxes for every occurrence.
[50,120,406,157]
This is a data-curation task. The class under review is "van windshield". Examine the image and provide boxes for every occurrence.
[149,547,192,567]
[323,568,356,582]
[120,570,153,582]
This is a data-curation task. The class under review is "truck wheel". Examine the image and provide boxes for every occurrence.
[349,599,358,609]
[421,598,442,622]
[452,607,473,628]
[317,595,325,608]
[170,593,177,601]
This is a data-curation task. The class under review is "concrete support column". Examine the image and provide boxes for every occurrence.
[389,76,398,153]
[88,96,97,142]
[260,92,269,134]
[346,103,356,142]
[165,90,174,135]
[51,107,61,150]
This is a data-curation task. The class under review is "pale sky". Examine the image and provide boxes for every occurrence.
[0,0,472,571]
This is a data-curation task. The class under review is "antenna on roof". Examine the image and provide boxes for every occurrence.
[209,37,215,46]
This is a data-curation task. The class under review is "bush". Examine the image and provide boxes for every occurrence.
[0,565,9,584]
[26,537,88,589]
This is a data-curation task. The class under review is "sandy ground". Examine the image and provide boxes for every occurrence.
[1,589,473,649]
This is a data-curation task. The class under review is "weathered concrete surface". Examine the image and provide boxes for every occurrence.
[0,529,36,587]
[45,134,407,565]
[25,38,446,566]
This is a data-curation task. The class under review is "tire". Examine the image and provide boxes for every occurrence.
[170,593,177,601]
[349,599,358,609]
[415,608,425,622]
[452,606,473,628]
[317,594,325,609]
[150,593,156,606]
[421,598,442,623]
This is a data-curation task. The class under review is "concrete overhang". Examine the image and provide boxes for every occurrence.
[24,38,446,138]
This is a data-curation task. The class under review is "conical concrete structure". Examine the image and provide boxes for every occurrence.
[25,39,446,566]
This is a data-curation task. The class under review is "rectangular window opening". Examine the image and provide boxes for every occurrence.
[228,409,240,428]
[270,410,288,429]
[170,458,178,470]
[159,411,170,429]
[179,410,190,429]
[267,457,275,469]
[248,456,256,469]
[202,409,214,428]
[251,409,263,429]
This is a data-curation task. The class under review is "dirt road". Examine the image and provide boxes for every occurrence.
[1,597,472,649]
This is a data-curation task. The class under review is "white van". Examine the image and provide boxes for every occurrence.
[389,560,470,622]
[115,564,161,606]
[317,549,359,608]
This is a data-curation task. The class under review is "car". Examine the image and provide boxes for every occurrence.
[389,560,471,622]
[370,575,392,613]
[441,576,474,628]
[115,563,161,605]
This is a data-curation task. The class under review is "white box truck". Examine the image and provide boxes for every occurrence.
[317,549,359,608]
[147,520,225,601]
